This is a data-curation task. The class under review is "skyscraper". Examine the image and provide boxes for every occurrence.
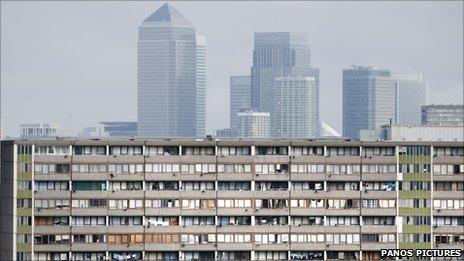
[343,66,397,139]
[229,75,252,131]
[393,73,427,125]
[272,77,318,138]
[251,32,319,115]
[421,104,464,126]
[137,3,197,137]
[196,36,206,137]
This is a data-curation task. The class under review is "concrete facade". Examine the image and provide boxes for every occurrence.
[1,138,463,261]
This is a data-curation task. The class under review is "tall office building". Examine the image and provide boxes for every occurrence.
[393,74,427,125]
[272,77,318,138]
[251,32,319,116]
[137,3,197,137]
[230,76,252,131]
[343,66,397,139]
[236,110,270,138]
[196,36,206,137]
[421,104,464,127]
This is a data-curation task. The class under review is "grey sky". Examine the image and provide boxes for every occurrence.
[1,1,462,137]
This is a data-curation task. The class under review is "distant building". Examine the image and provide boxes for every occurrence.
[78,126,109,138]
[137,3,197,137]
[343,66,397,139]
[272,77,318,138]
[359,124,464,141]
[236,110,270,138]
[393,73,427,125]
[20,123,60,139]
[79,122,137,138]
[196,36,206,138]
[319,121,341,137]
[251,32,319,116]
[230,76,252,132]
[215,128,236,139]
[421,104,464,127]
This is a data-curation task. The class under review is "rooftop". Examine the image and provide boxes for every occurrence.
[143,3,192,26]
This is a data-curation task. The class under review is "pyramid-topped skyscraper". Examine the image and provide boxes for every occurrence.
[138,3,205,137]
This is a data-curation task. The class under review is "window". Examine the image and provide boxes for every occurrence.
[72,181,106,191]
[146,146,179,156]
[182,181,215,191]
[145,163,179,173]
[326,165,360,174]
[289,234,325,243]
[291,147,324,156]
[71,217,106,226]
[216,234,251,243]
[181,164,215,174]
[217,164,251,173]
[327,216,359,226]
[109,181,143,191]
[255,216,288,226]
[73,146,106,155]
[182,146,215,155]
[218,216,251,226]
[109,146,142,155]
[182,216,215,226]
[255,164,288,174]
[147,181,179,190]
[218,181,251,191]
[254,234,289,244]
[255,251,287,261]
[108,199,143,209]
[35,199,70,210]
[146,199,179,208]
[109,164,143,174]
[72,164,106,173]
[292,181,324,190]
[108,234,144,244]
[433,199,464,210]
[109,216,143,226]
[218,146,251,156]
[327,199,360,209]
[181,199,215,209]
[181,234,216,244]
[290,199,324,208]
[35,181,69,191]
[256,146,288,155]
[326,234,360,244]
[72,234,105,243]
[35,217,69,226]
[255,199,287,209]
[328,147,359,156]
[363,216,395,226]
[291,216,324,226]
[363,147,395,156]
[218,199,251,208]
[255,182,288,191]
[146,217,178,227]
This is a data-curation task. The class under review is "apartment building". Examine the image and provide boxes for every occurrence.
[1,138,463,261]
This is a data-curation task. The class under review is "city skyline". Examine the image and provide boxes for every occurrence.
[1,1,463,137]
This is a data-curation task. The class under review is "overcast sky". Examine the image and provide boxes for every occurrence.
[1,1,462,137]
